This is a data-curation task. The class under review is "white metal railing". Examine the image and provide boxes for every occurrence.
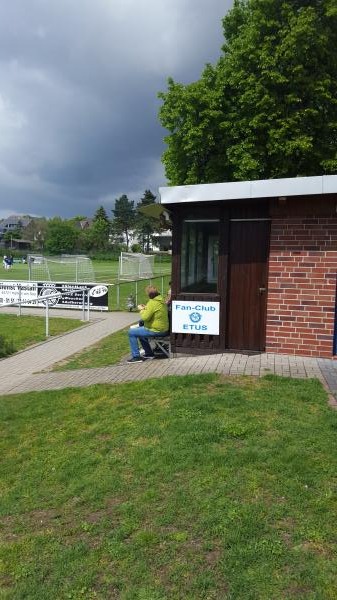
[0,287,90,338]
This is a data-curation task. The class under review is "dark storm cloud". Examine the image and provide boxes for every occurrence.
[0,0,233,219]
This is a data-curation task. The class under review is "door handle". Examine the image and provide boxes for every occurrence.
[259,287,266,293]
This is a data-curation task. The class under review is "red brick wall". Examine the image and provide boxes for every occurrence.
[266,218,337,358]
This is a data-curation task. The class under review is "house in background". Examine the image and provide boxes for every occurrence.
[151,230,172,252]
[160,175,337,359]
[0,215,32,246]
[112,228,172,253]
[74,218,93,231]
[3,238,33,251]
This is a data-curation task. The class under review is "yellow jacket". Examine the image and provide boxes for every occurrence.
[140,295,169,333]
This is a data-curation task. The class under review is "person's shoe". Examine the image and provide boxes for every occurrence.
[127,356,144,363]
[143,354,155,359]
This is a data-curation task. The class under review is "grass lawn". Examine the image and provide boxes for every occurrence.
[53,327,131,371]
[0,258,171,285]
[0,314,83,353]
[0,374,336,599]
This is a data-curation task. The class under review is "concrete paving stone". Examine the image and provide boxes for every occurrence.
[181,356,204,375]
[168,359,192,376]
[216,353,236,367]
[200,354,221,373]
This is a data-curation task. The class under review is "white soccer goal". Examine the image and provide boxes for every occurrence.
[28,255,96,282]
[28,255,51,281]
[118,252,155,280]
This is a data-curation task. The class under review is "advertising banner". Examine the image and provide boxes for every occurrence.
[0,281,109,311]
[172,300,220,335]
[0,281,38,306]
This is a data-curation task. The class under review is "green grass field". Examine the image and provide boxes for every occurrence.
[0,374,336,599]
[0,258,171,311]
[0,314,84,356]
[0,258,171,285]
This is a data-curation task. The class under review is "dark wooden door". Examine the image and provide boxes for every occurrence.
[226,220,270,351]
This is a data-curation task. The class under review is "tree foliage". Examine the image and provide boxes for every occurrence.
[3,228,22,242]
[111,195,136,250]
[45,218,79,254]
[93,206,110,224]
[90,206,111,251]
[24,218,48,251]
[158,0,337,183]
[135,189,160,253]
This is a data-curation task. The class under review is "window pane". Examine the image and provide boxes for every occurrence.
[181,220,219,292]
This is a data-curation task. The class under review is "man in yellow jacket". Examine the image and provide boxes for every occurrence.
[127,285,169,363]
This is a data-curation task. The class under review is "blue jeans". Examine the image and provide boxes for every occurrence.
[128,326,168,357]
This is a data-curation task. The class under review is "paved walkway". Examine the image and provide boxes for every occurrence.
[1,307,337,407]
[0,307,137,395]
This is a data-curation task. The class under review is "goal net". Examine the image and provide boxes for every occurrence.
[118,252,155,280]
[28,255,96,282]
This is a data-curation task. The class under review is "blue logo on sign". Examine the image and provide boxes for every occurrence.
[189,312,202,323]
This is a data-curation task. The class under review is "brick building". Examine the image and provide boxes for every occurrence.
[159,175,337,358]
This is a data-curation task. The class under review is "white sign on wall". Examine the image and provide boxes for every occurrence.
[172,300,220,335]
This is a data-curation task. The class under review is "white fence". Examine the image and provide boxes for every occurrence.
[0,286,91,338]
[108,274,170,310]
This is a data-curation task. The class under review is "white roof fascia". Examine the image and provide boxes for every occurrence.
[251,176,322,198]
[323,174,337,194]
[159,181,250,204]
[159,175,337,205]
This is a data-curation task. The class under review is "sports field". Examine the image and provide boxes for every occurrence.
[0,257,171,311]
[0,257,171,284]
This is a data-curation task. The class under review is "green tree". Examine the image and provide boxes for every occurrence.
[111,195,135,250]
[93,206,110,224]
[91,206,111,251]
[3,228,22,244]
[135,189,160,253]
[85,220,110,252]
[158,0,337,183]
[45,218,79,254]
[24,218,48,251]
[69,215,88,224]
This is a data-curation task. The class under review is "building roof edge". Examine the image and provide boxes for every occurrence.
[159,175,337,204]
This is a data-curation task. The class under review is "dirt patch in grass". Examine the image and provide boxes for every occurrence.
[295,540,334,558]
[0,500,125,542]
[0,573,14,589]
[0,508,61,533]
[217,374,266,389]
[284,583,316,597]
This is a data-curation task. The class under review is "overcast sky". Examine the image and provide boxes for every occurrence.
[0,0,233,220]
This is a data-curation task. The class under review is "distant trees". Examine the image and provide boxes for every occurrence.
[3,228,22,244]
[93,206,110,224]
[135,190,158,253]
[24,218,48,251]
[26,189,163,255]
[45,218,79,254]
[90,206,111,251]
[111,190,164,252]
[111,195,136,250]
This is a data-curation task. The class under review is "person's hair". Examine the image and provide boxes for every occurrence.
[146,285,160,299]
